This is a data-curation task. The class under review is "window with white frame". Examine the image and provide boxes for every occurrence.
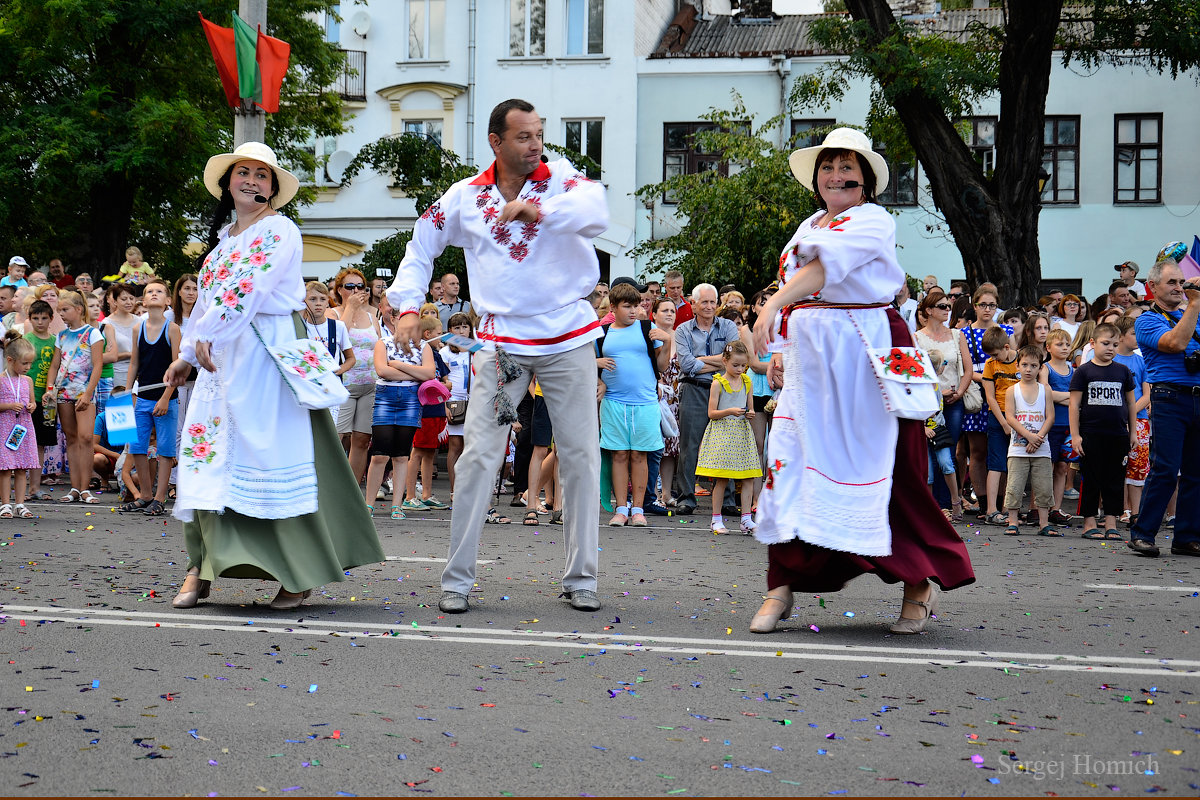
[1114,113,1161,204]
[564,119,602,178]
[404,119,444,148]
[509,0,546,57]
[297,135,338,186]
[874,148,917,207]
[565,0,603,55]
[406,0,445,60]
[791,118,835,149]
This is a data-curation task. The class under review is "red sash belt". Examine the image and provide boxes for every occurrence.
[779,300,890,338]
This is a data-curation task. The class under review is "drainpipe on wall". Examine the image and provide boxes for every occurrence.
[467,0,477,166]
[771,53,789,150]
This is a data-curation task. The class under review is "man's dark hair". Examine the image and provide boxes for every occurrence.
[1109,280,1127,295]
[488,99,536,140]
[0,285,14,296]
[29,300,52,318]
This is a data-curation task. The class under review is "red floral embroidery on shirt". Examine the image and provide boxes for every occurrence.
[562,177,579,192]
[828,214,851,231]
[482,206,499,223]
[508,242,529,262]
[491,225,512,246]
[520,221,539,239]
[530,179,550,193]
[475,191,492,208]
[421,202,446,230]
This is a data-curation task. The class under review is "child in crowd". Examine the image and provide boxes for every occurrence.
[442,312,475,501]
[403,315,451,512]
[1003,345,1057,536]
[1112,316,1151,526]
[1069,322,1137,541]
[3,256,28,288]
[925,399,962,522]
[0,333,39,517]
[1043,329,1076,525]
[23,300,57,501]
[596,281,670,527]
[43,290,104,503]
[362,322,435,520]
[980,326,1020,525]
[301,281,355,378]
[694,341,761,534]
[117,246,153,284]
[120,279,180,516]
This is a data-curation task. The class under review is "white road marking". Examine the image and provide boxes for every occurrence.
[1086,583,1200,592]
[385,556,495,565]
[2,604,1196,678]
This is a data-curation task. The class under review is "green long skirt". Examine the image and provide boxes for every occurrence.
[183,407,383,593]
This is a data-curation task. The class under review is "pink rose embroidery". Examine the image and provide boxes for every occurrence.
[293,365,307,376]
[302,350,321,367]
[191,442,211,458]
[228,251,241,263]
[215,265,231,281]
[250,237,263,248]
[187,423,207,437]
[238,278,254,293]
[249,251,267,267]
[200,272,214,288]
[222,290,239,307]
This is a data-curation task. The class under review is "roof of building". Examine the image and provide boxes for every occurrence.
[651,7,1090,59]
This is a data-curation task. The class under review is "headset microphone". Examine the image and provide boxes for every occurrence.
[253,194,268,204]
[841,181,861,189]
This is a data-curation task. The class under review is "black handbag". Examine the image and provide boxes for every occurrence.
[929,424,953,450]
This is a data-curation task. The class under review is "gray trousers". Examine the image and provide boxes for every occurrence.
[442,343,600,595]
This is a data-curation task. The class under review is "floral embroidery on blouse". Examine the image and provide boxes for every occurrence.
[475,179,545,262]
[765,457,787,491]
[182,416,221,473]
[198,231,283,321]
[827,214,851,231]
[421,202,446,230]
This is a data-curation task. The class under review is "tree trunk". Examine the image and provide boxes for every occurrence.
[85,176,135,278]
[844,0,1063,307]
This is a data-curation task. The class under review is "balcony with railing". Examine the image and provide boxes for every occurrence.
[330,49,366,102]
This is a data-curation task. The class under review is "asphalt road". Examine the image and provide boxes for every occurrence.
[2,481,1198,797]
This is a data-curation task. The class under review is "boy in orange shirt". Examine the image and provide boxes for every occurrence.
[981,326,1020,524]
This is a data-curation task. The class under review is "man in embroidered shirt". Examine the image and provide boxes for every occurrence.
[388,98,610,614]
[436,272,473,329]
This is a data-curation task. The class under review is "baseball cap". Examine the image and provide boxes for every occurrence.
[610,276,648,293]
[8,256,28,267]
[1114,260,1138,273]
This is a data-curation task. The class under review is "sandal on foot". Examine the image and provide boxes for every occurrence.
[13,504,33,519]
[28,490,52,502]
[0,504,11,519]
[59,488,81,503]
[1003,524,1021,535]
[121,499,151,512]
[79,490,100,504]
[1037,525,1062,537]
[548,510,563,525]
[484,508,511,524]
[984,511,1008,525]
[142,499,167,516]
[390,506,405,520]
[1104,528,1124,540]
[523,511,539,526]
[1081,528,1105,540]
[951,500,964,523]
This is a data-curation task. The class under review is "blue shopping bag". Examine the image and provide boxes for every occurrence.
[104,392,137,446]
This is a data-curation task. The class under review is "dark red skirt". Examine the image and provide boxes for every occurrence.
[766,308,976,593]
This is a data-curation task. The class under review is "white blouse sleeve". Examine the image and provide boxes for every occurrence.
[794,204,896,288]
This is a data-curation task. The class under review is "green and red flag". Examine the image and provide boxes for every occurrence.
[199,12,290,112]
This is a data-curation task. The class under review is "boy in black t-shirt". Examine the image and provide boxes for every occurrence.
[1069,322,1137,540]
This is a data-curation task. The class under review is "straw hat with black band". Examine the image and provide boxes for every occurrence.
[787,127,890,197]
[202,141,300,210]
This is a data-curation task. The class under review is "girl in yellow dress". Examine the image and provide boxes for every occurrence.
[695,340,762,534]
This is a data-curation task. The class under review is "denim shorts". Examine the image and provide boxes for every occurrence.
[131,396,179,458]
[928,445,956,479]
[986,414,1009,473]
[372,383,421,428]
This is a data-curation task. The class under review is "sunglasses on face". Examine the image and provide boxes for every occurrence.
[948,293,962,299]
[933,303,952,311]
[341,283,366,291]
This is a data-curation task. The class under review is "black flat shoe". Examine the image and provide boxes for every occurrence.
[1169,541,1200,557]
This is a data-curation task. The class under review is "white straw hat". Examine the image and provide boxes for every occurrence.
[203,141,300,209]
[788,127,889,195]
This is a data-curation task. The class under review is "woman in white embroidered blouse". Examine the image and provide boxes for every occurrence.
[164,142,382,612]
[749,129,974,636]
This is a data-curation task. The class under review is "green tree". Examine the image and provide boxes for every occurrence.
[798,0,1200,306]
[631,97,819,294]
[0,0,347,284]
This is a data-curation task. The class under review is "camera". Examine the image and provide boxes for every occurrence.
[1186,350,1200,374]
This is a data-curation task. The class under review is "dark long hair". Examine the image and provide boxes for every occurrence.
[172,273,198,323]
[195,164,279,269]
[811,149,878,210]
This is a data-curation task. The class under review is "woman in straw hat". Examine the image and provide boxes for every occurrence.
[163,142,382,611]
[749,128,974,635]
